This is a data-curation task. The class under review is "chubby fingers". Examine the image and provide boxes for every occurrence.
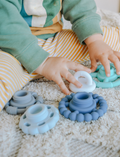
[111,51,120,75]
[98,55,110,77]
[67,61,91,73]
[90,58,97,72]
[99,51,120,76]
[61,69,82,88]
[52,73,70,95]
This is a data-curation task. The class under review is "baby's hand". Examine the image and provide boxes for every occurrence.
[34,57,91,95]
[85,34,120,77]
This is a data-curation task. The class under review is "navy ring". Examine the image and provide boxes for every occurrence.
[58,92,108,122]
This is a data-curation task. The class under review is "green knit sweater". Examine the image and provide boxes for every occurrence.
[0,0,102,73]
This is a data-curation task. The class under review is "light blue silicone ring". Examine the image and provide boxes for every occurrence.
[90,63,120,88]
[59,92,108,122]
[5,90,44,115]
[19,103,59,135]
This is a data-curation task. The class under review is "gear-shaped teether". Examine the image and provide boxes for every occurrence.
[59,92,108,122]
[19,103,59,135]
[5,90,43,115]
[91,63,120,88]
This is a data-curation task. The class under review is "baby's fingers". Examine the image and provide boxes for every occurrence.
[109,53,120,75]
[114,51,120,59]
[67,61,91,73]
[61,69,82,88]
[109,51,120,75]
[52,73,70,95]
[99,56,110,77]
[90,58,97,72]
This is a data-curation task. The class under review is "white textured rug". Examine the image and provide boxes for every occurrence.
[1,9,120,157]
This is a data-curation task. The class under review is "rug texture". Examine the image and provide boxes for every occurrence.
[1,8,120,157]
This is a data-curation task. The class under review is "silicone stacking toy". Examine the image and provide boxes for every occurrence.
[5,90,43,115]
[59,92,108,122]
[91,63,120,88]
[69,71,96,93]
[19,103,59,135]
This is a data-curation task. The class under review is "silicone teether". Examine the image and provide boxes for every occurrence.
[91,63,120,88]
[5,90,43,115]
[69,71,96,93]
[59,92,108,122]
[19,103,59,135]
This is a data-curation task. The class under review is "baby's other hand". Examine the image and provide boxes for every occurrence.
[85,34,120,77]
[34,57,91,95]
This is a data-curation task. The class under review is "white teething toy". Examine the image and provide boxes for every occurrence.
[69,71,96,93]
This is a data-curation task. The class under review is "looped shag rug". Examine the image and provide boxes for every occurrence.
[1,8,120,157]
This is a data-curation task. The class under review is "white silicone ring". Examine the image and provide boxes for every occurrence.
[69,71,96,93]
